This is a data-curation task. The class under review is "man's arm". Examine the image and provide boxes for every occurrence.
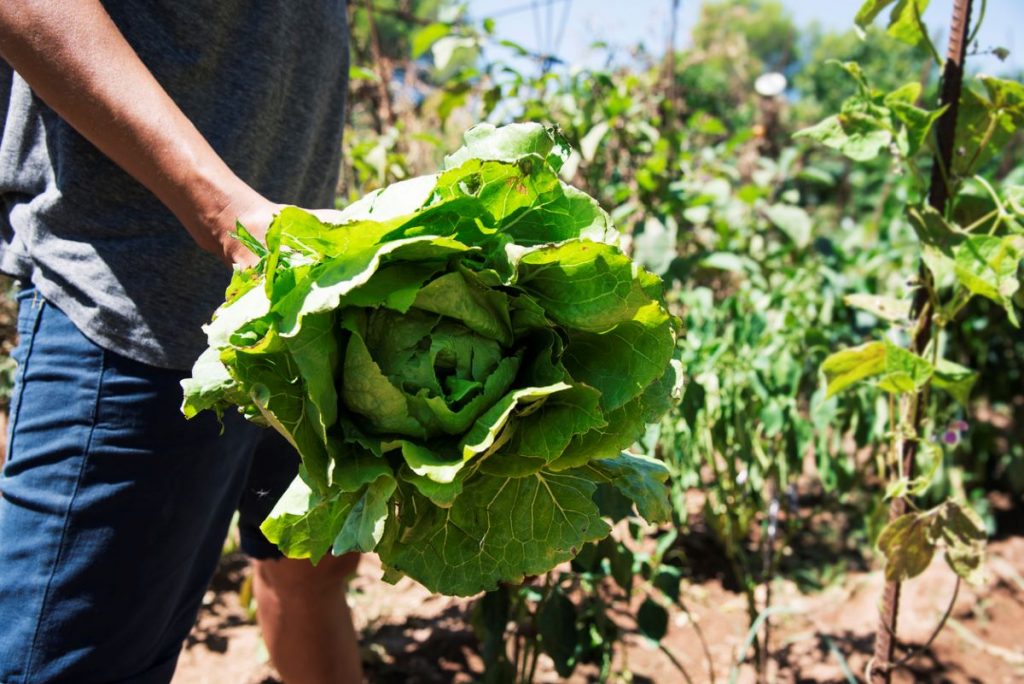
[0,0,275,266]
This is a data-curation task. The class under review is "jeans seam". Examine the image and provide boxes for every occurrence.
[21,345,107,681]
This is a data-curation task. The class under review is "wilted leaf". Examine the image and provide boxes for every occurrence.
[877,512,937,582]
[844,294,911,322]
[936,501,987,586]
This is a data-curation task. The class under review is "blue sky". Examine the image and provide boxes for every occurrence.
[467,0,1023,74]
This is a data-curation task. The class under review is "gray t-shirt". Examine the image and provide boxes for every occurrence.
[0,1,349,369]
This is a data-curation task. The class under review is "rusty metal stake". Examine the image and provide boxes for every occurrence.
[870,1,974,682]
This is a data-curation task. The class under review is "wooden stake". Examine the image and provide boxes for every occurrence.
[870,1,974,681]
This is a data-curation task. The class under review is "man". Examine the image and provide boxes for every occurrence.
[0,2,361,682]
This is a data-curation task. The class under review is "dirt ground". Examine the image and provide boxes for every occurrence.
[172,536,1024,684]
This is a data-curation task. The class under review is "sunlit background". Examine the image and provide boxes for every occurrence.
[469,0,1022,74]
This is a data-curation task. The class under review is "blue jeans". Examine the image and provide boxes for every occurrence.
[0,286,298,684]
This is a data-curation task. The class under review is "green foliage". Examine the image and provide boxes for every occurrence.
[184,124,678,596]
[269,0,1023,677]
[855,0,932,47]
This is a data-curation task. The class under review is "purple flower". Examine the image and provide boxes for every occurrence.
[943,430,960,446]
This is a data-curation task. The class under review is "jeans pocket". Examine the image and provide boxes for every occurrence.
[4,288,44,469]
[14,284,41,337]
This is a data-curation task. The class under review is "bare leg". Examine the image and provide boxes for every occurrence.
[252,552,363,684]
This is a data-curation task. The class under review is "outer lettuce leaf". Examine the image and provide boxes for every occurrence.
[563,302,676,412]
[442,122,561,170]
[180,347,239,419]
[261,455,394,562]
[377,469,609,596]
[516,241,662,333]
[584,453,672,524]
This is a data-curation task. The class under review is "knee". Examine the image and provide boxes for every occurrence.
[254,552,360,595]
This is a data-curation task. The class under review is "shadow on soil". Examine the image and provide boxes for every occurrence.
[363,604,480,684]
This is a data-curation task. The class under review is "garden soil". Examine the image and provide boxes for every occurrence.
[172,536,1024,684]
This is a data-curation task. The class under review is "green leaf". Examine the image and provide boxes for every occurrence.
[430,36,480,80]
[932,359,978,405]
[637,598,668,641]
[181,347,238,419]
[888,98,945,156]
[332,474,397,554]
[260,477,359,564]
[909,441,942,496]
[262,455,393,563]
[413,270,513,345]
[342,263,443,312]
[953,235,1023,326]
[517,241,662,333]
[411,22,451,59]
[885,477,910,501]
[460,383,573,462]
[281,312,339,447]
[584,453,671,524]
[540,589,578,678]
[821,341,887,397]
[232,221,269,259]
[908,205,965,256]
[502,385,606,462]
[878,339,934,395]
[795,112,891,161]
[235,344,332,493]
[764,204,811,248]
[548,399,646,471]
[855,0,898,27]
[885,0,931,45]
[562,302,676,412]
[203,281,272,349]
[954,83,1022,177]
[274,233,472,337]
[348,65,380,82]
[443,122,564,171]
[855,0,931,46]
[339,326,428,438]
[378,469,610,596]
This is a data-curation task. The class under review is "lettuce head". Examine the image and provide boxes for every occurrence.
[182,123,681,596]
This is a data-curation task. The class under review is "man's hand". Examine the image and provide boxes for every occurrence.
[213,200,348,270]
[209,193,282,269]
